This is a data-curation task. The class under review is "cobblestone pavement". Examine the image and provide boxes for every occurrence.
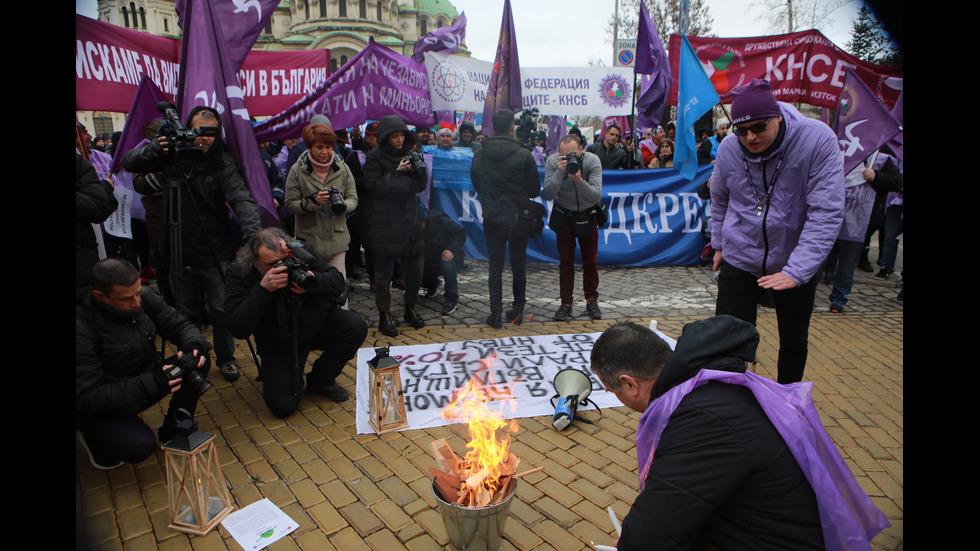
[76,242,902,550]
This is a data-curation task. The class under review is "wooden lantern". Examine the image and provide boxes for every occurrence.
[164,430,234,535]
[368,340,409,434]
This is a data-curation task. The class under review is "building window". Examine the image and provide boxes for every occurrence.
[359,0,366,18]
[420,19,427,35]
[265,17,272,33]
[139,7,146,29]
[121,6,130,27]
[164,18,169,32]
[339,0,347,18]
[376,1,381,20]
[305,0,310,20]
[320,0,326,18]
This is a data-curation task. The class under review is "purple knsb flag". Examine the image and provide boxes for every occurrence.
[635,1,672,130]
[175,0,279,69]
[481,0,522,137]
[177,0,278,228]
[413,12,467,63]
[834,68,902,175]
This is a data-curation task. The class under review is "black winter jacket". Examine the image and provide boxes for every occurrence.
[76,154,119,302]
[361,115,427,257]
[224,242,348,354]
[470,134,540,232]
[619,316,825,550]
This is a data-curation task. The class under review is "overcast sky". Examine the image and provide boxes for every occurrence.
[76,0,863,67]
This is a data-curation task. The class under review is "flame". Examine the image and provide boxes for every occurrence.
[441,353,520,498]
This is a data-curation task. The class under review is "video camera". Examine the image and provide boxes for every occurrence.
[155,102,219,163]
[515,108,540,150]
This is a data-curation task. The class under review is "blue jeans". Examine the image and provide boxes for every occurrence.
[823,240,864,309]
[441,254,462,303]
[172,263,237,367]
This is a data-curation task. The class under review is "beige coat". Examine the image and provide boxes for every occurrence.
[285,150,358,259]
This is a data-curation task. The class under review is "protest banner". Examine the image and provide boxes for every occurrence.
[75,14,329,115]
[355,330,678,434]
[425,51,636,118]
[427,161,713,267]
[666,30,903,110]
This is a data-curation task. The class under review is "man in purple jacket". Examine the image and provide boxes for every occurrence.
[710,79,844,384]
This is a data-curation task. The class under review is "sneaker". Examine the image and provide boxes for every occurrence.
[554,304,572,321]
[829,304,844,313]
[442,301,458,315]
[219,362,241,382]
[307,380,350,402]
[874,268,892,280]
[77,432,124,471]
[424,281,440,299]
[586,301,602,320]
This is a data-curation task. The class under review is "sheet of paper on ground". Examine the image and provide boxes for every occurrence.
[355,329,676,434]
[220,498,297,550]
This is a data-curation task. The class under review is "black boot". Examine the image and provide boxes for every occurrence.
[404,306,425,329]
[378,312,398,337]
[505,304,525,325]
[486,312,502,329]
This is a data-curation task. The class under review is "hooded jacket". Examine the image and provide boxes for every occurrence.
[710,102,844,285]
[619,316,825,550]
[470,132,540,232]
[121,106,262,267]
[361,115,427,257]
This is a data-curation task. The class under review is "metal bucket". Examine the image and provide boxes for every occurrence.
[432,479,518,551]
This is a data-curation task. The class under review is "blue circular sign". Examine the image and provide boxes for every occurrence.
[619,50,634,65]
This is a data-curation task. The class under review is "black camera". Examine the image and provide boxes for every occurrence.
[163,353,213,397]
[406,150,425,172]
[155,102,219,163]
[515,108,540,149]
[327,186,346,214]
[565,153,583,175]
[275,253,317,291]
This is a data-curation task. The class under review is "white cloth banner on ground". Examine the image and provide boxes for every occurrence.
[355,330,677,435]
[425,51,636,117]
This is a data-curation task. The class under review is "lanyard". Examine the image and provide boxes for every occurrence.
[741,155,784,216]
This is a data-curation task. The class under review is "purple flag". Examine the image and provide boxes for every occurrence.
[635,1,672,130]
[175,0,279,69]
[481,0,522,137]
[110,75,171,174]
[177,0,278,227]
[253,38,435,142]
[834,68,902,175]
[886,90,903,164]
[412,12,467,64]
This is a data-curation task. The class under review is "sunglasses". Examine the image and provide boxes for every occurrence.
[731,118,771,137]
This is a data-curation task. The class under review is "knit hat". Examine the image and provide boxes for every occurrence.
[437,127,453,137]
[310,114,332,127]
[365,121,379,136]
[730,79,782,125]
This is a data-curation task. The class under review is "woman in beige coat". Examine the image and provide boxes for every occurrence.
[285,124,358,306]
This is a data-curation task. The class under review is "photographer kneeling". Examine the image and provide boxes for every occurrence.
[76,258,212,470]
[225,228,367,418]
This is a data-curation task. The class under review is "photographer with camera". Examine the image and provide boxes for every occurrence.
[76,258,211,470]
[362,115,429,337]
[544,135,604,321]
[122,105,262,384]
[285,123,358,309]
[224,228,367,418]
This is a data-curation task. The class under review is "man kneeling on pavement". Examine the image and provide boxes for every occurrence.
[225,228,367,418]
[76,258,211,470]
[590,316,889,550]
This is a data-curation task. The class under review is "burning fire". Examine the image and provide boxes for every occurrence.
[440,354,520,501]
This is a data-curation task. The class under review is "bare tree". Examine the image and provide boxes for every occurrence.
[750,0,853,35]
[606,0,715,44]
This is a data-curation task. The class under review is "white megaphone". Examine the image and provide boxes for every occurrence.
[551,368,595,430]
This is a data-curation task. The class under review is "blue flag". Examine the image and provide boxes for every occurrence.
[482,0,522,137]
[674,35,719,181]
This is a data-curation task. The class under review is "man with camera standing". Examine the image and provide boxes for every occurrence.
[225,228,367,418]
[471,109,542,328]
[76,258,211,470]
[544,135,604,321]
[122,106,263,384]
